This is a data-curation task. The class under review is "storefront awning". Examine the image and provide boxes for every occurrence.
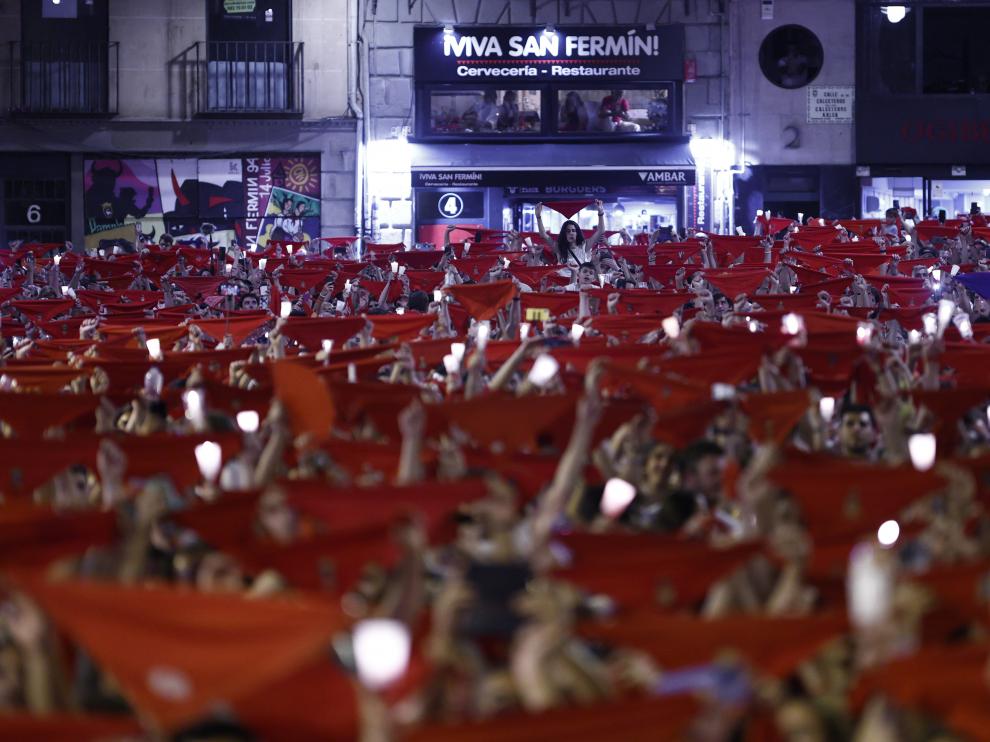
[409,140,696,188]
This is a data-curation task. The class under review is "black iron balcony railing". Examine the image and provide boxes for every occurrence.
[8,41,118,116]
[193,41,304,116]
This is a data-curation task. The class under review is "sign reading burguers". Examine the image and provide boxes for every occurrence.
[414,25,685,84]
[807,86,854,124]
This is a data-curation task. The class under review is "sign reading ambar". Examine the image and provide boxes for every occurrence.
[412,168,695,188]
[414,25,685,84]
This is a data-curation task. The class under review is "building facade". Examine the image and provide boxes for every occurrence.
[360,0,736,243]
[0,0,358,251]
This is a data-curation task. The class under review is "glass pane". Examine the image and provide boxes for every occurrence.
[859,4,916,94]
[923,7,990,94]
[428,89,541,134]
[556,87,673,134]
[930,180,990,219]
[860,177,923,218]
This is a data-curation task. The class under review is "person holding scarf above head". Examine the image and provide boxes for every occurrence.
[534,200,605,271]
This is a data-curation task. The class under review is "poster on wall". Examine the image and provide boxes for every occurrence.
[83,155,321,250]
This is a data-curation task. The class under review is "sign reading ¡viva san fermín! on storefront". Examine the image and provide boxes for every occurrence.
[413,25,685,84]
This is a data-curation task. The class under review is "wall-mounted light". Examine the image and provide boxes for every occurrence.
[443,24,454,35]
[882,5,907,23]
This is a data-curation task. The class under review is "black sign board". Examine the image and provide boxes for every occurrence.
[414,25,685,84]
[415,189,486,221]
[412,168,694,189]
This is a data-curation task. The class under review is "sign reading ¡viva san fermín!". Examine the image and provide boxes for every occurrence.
[413,25,685,84]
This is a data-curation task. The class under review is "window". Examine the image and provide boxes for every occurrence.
[204,0,301,114]
[555,87,674,134]
[758,25,823,90]
[427,89,542,135]
[14,0,114,114]
[923,7,990,94]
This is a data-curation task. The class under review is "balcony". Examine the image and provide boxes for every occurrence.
[190,41,304,117]
[7,41,118,116]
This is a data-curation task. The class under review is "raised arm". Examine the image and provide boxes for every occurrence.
[534,202,555,251]
[586,199,606,248]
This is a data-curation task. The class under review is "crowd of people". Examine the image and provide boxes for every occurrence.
[1,198,990,741]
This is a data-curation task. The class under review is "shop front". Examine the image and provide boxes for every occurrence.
[409,24,696,243]
[855,2,990,220]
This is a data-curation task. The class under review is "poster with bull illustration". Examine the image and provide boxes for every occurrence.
[82,155,321,250]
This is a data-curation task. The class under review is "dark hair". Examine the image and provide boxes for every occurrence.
[556,220,585,264]
[677,440,725,477]
[238,292,260,309]
[840,403,876,426]
[407,290,429,312]
[578,261,596,271]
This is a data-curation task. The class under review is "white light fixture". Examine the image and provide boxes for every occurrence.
[236,410,260,434]
[570,323,585,343]
[194,441,222,483]
[711,383,736,401]
[146,337,163,361]
[601,478,637,518]
[781,313,804,336]
[542,24,555,37]
[688,137,736,171]
[856,322,873,346]
[819,396,836,423]
[442,354,460,374]
[183,389,204,426]
[877,519,900,548]
[908,433,936,471]
[520,322,531,340]
[353,619,411,690]
[936,299,956,338]
[528,354,559,387]
[883,5,907,23]
[847,542,893,629]
[661,316,680,339]
[443,24,454,35]
[280,299,292,318]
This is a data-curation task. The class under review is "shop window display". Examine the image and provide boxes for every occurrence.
[428,89,541,134]
[556,87,672,134]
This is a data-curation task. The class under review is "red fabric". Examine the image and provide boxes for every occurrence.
[0,713,142,741]
[702,268,769,297]
[10,573,346,732]
[542,199,594,218]
[0,365,87,392]
[435,392,577,451]
[0,392,100,437]
[11,299,74,322]
[280,316,366,350]
[519,291,580,318]
[444,280,518,321]
[367,312,436,342]
[452,256,501,281]
[170,275,225,300]
[192,314,272,345]
[741,390,811,444]
[272,361,336,443]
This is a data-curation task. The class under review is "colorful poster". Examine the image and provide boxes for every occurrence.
[83,159,163,239]
[83,155,321,250]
